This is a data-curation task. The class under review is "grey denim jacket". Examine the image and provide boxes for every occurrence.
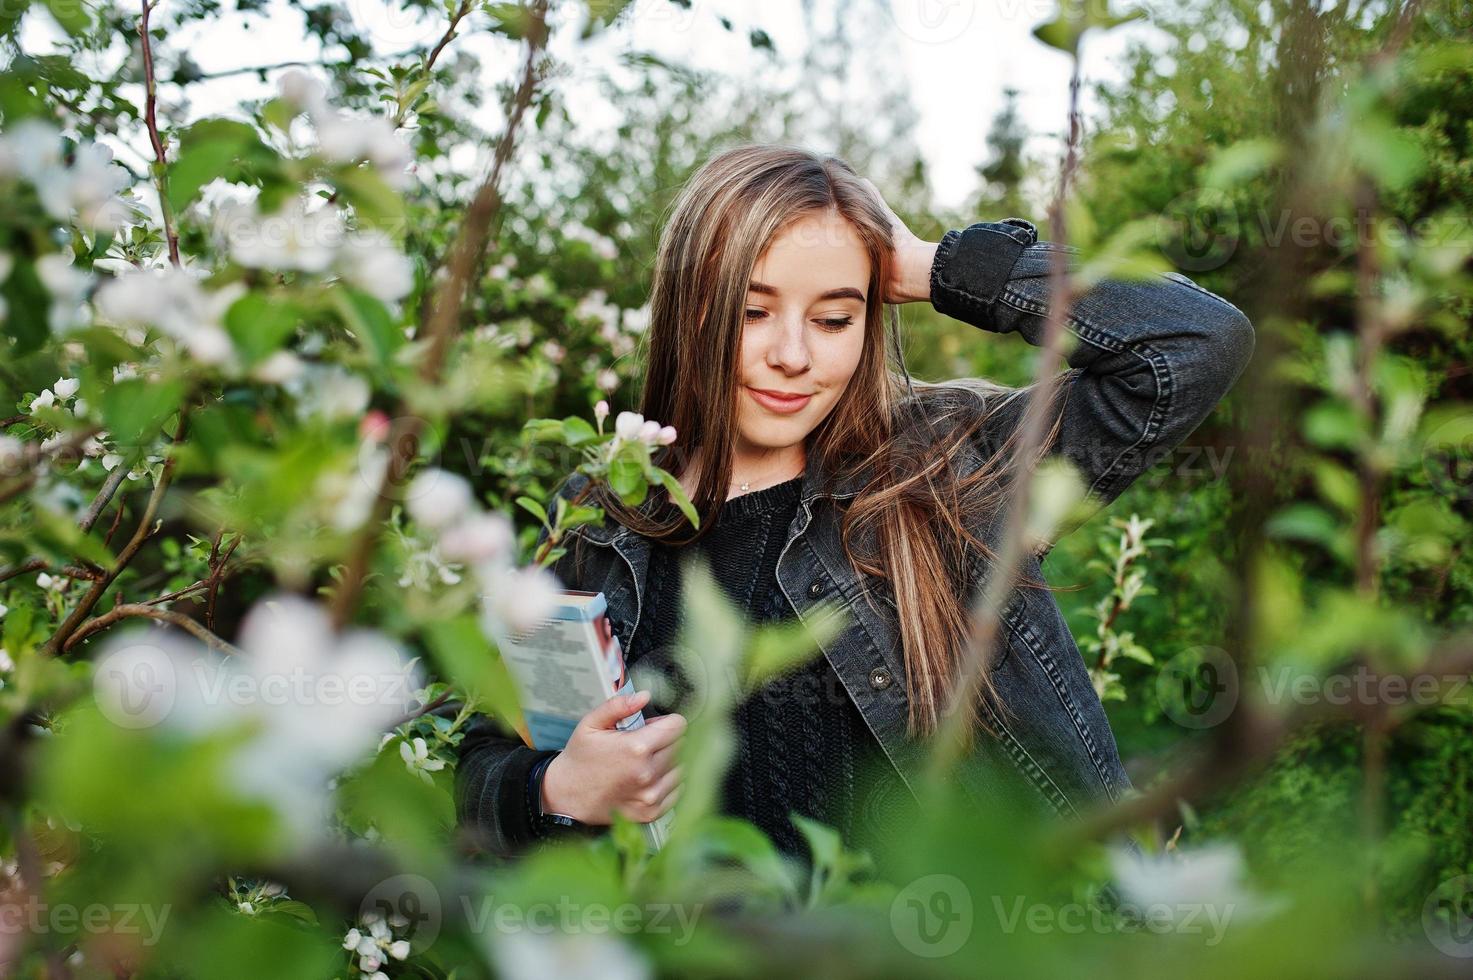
[454,217,1256,857]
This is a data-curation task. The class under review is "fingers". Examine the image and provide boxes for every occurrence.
[648,739,679,774]
[582,689,651,730]
[616,766,683,823]
[633,711,687,752]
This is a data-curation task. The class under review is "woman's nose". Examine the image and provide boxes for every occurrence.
[766,319,812,373]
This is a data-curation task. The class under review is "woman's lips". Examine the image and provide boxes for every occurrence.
[745,386,812,414]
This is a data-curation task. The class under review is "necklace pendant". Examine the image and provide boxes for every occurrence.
[739,481,751,492]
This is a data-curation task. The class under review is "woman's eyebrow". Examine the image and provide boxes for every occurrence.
[748,281,866,302]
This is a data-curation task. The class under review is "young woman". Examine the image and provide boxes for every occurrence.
[454,143,1255,862]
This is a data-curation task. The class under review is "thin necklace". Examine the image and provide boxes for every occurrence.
[731,464,803,494]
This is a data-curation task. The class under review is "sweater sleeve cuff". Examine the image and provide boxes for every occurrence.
[494,747,561,852]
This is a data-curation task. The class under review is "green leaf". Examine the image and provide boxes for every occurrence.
[169,119,272,214]
[331,287,402,365]
[224,292,300,366]
[581,0,632,38]
[1032,3,1142,55]
[2,258,50,354]
[648,466,699,529]
[515,495,548,527]
[101,377,185,448]
[560,416,598,447]
[424,616,525,730]
[521,418,565,443]
[333,165,406,232]
[608,455,644,499]
[744,608,846,689]
[484,1,534,39]
[42,0,91,35]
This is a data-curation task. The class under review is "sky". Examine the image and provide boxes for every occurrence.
[21,0,1165,210]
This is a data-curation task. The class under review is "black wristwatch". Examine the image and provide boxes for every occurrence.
[527,754,588,834]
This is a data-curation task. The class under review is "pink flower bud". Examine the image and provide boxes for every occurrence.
[359,410,391,443]
[657,425,677,445]
[638,419,661,445]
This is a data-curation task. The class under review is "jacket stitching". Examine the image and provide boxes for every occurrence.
[995,291,1175,503]
[1008,613,1119,801]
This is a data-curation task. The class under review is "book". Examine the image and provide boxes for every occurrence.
[485,589,672,850]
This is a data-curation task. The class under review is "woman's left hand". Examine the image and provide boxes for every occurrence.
[860,177,938,305]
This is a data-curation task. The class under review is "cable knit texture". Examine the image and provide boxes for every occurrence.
[630,473,885,860]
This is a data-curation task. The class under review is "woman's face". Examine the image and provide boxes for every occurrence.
[736,209,870,455]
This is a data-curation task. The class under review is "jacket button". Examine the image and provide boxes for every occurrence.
[868,666,892,690]
[808,580,826,598]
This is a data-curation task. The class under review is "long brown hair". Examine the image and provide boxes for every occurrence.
[590,142,1064,746]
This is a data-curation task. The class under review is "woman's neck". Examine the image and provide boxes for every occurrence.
[678,442,806,501]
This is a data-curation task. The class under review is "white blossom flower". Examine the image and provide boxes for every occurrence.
[388,939,410,960]
[595,368,619,392]
[313,111,412,187]
[35,253,91,333]
[216,195,346,273]
[614,411,643,441]
[438,512,514,565]
[398,736,445,785]
[336,232,414,303]
[0,118,63,182]
[251,350,304,385]
[94,267,240,367]
[29,389,56,413]
[52,376,80,400]
[91,597,422,840]
[490,931,651,980]
[341,927,362,951]
[1107,841,1286,926]
[479,563,561,636]
[405,468,474,532]
[277,68,328,115]
[284,364,369,422]
[34,140,132,232]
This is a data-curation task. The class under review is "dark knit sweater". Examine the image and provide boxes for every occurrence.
[457,475,910,861]
[626,474,883,860]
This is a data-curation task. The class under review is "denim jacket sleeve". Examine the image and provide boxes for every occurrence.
[452,473,601,858]
[928,217,1256,518]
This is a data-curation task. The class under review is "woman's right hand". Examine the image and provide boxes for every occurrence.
[539,689,686,826]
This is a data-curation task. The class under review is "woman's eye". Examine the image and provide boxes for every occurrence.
[744,308,768,321]
[817,317,853,331]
